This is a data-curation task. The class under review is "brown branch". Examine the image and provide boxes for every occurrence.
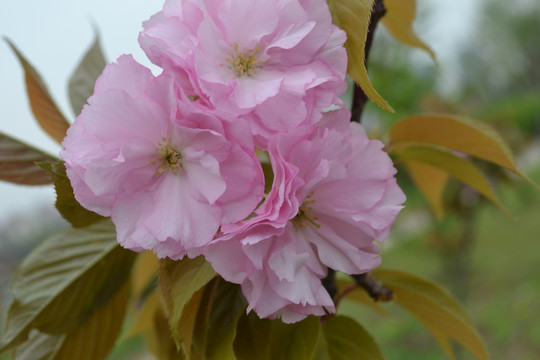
[321,270,392,323]
[352,272,393,302]
[351,0,387,123]
[321,268,337,299]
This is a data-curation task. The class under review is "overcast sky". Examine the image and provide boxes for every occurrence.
[0,0,479,221]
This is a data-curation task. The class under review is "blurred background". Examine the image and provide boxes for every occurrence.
[1,0,539,359]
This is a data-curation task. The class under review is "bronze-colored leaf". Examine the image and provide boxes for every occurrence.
[5,38,71,144]
[0,132,56,185]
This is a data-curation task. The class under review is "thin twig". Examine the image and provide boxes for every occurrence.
[333,283,357,308]
[352,272,394,302]
[351,0,387,123]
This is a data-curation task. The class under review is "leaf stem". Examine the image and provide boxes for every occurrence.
[351,0,387,123]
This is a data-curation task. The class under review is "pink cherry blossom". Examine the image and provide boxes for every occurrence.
[139,0,348,145]
[61,55,263,259]
[204,112,406,322]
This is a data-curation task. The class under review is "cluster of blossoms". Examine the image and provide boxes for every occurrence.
[61,0,405,323]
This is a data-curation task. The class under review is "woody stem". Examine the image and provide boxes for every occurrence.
[350,0,387,123]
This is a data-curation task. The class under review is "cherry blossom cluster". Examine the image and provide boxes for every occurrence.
[61,0,405,323]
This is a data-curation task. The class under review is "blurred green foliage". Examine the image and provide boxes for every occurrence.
[339,0,540,358]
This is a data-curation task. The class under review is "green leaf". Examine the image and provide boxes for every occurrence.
[5,38,71,144]
[205,280,247,360]
[395,145,505,211]
[191,278,219,355]
[327,0,393,112]
[269,316,320,360]
[158,257,216,349]
[14,281,131,360]
[381,0,436,60]
[0,220,137,352]
[68,34,107,117]
[11,331,62,360]
[389,114,526,177]
[37,161,106,228]
[318,316,384,360]
[374,269,489,360]
[177,287,205,359]
[0,132,57,185]
[234,312,272,360]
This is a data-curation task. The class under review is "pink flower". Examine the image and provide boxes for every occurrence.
[139,0,347,145]
[204,112,406,322]
[61,55,263,259]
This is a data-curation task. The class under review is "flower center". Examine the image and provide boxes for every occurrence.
[292,193,320,229]
[155,137,183,175]
[226,43,263,77]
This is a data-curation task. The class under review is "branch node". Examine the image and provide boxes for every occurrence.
[352,272,393,302]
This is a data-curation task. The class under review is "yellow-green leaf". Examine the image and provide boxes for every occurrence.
[158,256,216,349]
[5,38,71,144]
[0,220,136,352]
[146,302,183,360]
[318,315,384,360]
[124,291,160,341]
[389,114,525,177]
[327,0,393,112]
[405,160,448,218]
[68,34,107,116]
[131,250,159,299]
[381,0,436,60]
[423,324,458,360]
[126,288,185,359]
[374,269,489,360]
[0,132,57,185]
[395,145,505,210]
